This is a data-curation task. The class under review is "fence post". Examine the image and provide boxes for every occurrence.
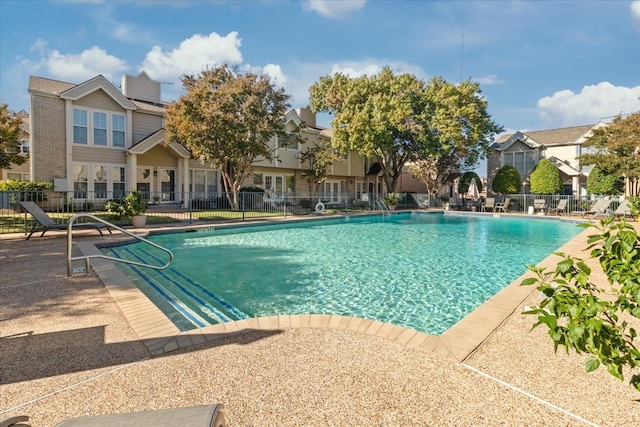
[242,192,245,221]
[188,191,193,224]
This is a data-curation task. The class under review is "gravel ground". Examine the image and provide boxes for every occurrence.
[1,221,639,426]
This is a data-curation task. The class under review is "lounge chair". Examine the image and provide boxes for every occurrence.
[19,201,112,240]
[495,198,511,213]
[612,199,636,221]
[550,199,568,215]
[54,404,225,427]
[570,199,611,218]
[481,197,495,212]
[0,415,30,427]
[533,199,546,214]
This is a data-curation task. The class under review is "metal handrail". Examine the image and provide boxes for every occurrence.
[66,213,173,277]
[375,200,389,213]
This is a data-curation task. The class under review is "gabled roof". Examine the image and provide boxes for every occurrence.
[547,156,581,177]
[128,129,191,158]
[495,123,599,150]
[28,76,76,95]
[59,75,137,110]
[496,131,542,151]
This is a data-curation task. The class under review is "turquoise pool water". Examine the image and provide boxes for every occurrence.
[104,212,583,335]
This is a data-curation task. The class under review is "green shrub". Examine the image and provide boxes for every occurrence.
[492,165,521,194]
[586,167,623,195]
[105,190,147,220]
[457,171,482,194]
[530,159,563,194]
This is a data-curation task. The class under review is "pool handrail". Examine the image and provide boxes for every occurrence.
[66,213,173,277]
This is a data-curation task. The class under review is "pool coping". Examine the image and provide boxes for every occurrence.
[78,211,590,361]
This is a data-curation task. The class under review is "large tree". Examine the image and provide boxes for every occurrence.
[0,103,28,169]
[580,112,640,195]
[309,67,502,193]
[165,64,291,209]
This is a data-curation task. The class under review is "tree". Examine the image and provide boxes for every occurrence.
[165,64,291,210]
[522,220,640,392]
[580,112,640,195]
[408,154,460,196]
[298,142,340,199]
[309,67,502,193]
[586,166,624,195]
[529,159,563,194]
[492,165,521,195]
[0,103,28,169]
[457,171,482,195]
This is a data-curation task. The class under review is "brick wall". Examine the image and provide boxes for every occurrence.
[31,94,66,182]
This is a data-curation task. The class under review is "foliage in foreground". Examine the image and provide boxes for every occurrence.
[0,103,28,169]
[522,219,640,391]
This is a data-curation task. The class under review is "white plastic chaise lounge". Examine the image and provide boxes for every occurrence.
[481,197,495,212]
[494,198,511,213]
[19,201,112,240]
[54,404,226,427]
[570,199,611,218]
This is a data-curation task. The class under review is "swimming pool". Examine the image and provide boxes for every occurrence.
[103,212,583,335]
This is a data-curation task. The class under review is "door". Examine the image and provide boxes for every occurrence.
[159,168,176,202]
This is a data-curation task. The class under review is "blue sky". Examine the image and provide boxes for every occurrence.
[1,0,639,176]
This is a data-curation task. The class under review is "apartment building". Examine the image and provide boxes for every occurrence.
[27,71,386,207]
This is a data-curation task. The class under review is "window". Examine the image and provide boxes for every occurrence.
[21,140,29,153]
[93,112,107,145]
[190,169,218,197]
[94,166,108,198]
[73,108,126,148]
[503,150,536,177]
[74,165,88,198]
[112,167,125,198]
[278,133,300,150]
[7,172,28,181]
[112,115,125,147]
[73,109,88,144]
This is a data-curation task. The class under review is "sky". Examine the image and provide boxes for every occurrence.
[1,0,639,177]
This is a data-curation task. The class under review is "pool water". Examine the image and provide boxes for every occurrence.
[104,212,582,335]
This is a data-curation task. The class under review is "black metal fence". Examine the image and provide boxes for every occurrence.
[0,191,443,235]
[0,190,622,235]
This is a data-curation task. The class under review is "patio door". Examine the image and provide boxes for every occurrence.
[159,168,176,202]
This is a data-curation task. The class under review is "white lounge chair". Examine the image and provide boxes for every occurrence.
[495,198,511,213]
[533,199,546,214]
[612,199,635,221]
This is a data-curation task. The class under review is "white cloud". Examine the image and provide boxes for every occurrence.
[472,74,503,85]
[261,63,287,88]
[632,1,640,31]
[141,32,243,82]
[331,60,426,79]
[302,0,366,19]
[537,82,640,127]
[25,40,129,82]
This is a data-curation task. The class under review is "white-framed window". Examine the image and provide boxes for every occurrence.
[502,150,536,176]
[112,114,125,147]
[6,172,29,181]
[190,169,218,197]
[277,133,300,151]
[73,163,126,199]
[73,108,126,148]
[73,109,88,144]
[20,139,29,153]
[258,174,294,197]
[93,112,107,145]
[323,180,344,202]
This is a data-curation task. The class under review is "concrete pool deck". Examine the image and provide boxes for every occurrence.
[1,213,639,426]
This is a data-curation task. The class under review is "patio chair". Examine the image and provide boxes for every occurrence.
[570,199,611,218]
[495,198,511,213]
[533,199,546,214]
[550,199,568,215]
[612,199,635,221]
[19,201,112,240]
[54,404,225,427]
[481,197,495,212]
